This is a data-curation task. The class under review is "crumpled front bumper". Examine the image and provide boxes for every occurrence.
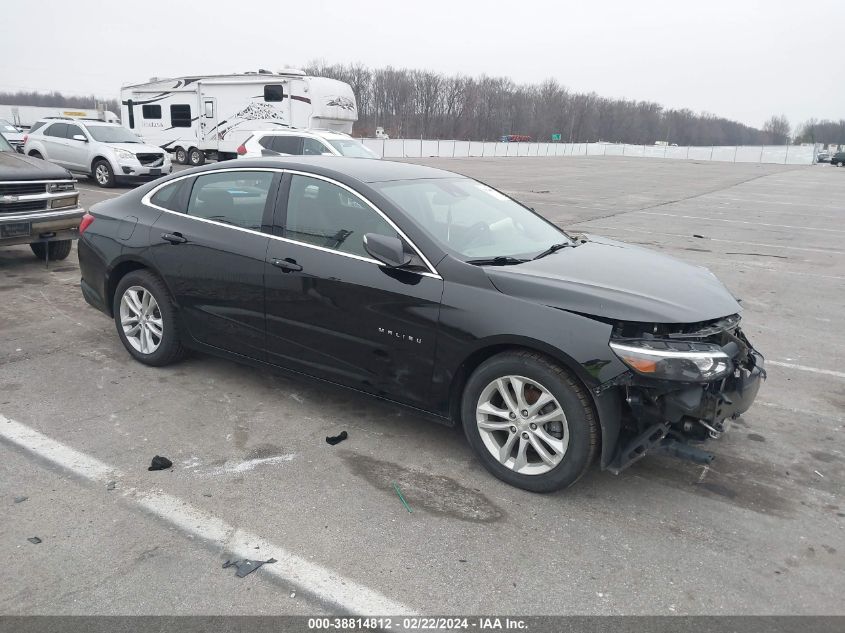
[604,348,765,473]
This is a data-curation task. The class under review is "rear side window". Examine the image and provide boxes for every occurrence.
[44,123,69,138]
[187,171,274,230]
[170,104,192,128]
[142,105,161,119]
[271,136,302,154]
[150,178,190,212]
[264,84,284,102]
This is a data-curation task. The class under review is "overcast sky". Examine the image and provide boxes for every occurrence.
[2,0,842,128]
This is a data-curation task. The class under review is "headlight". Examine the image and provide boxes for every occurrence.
[609,339,731,382]
[115,149,135,161]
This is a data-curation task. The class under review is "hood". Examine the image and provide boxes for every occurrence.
[0,151,73,180]
[107,142,166,154]
[485,235,741,323]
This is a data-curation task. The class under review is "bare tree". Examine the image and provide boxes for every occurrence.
[763,115,791,144]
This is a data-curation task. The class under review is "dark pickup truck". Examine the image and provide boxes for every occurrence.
[1,132,83,260]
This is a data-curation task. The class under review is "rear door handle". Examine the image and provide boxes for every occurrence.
[271,258,303,272]
[161,232,187,244]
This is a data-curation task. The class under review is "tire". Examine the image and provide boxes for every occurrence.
[113,270,185,367]
[461,350,598,492]
[30,240,72,260]
[188,148,205,166]
[174,148,187,164]
[92,159,115,188]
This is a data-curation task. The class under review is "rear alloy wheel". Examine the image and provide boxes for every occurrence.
[113,271,184,366]
[175,148,187,164]
[188,148,205,166]
[30,240,72,260]
[462,351,597,492]
[93,159,115,187]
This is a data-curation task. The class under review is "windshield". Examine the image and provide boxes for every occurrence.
[86,125,143,143]
[373,177,570,260]
[0,119,18,134]
[328,139,378,158]
[0,134,13,152]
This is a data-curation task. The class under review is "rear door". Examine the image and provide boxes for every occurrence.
[264,173,444,408]
[149,169,280,360]
[40,123,70,165]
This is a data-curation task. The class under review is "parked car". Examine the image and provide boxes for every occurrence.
[24,119,172,187]
[831,152,845,166]
[236,129,378,159]
[0,118,25,152]
[78,158,764,492]
[0,132,83,260]
[816,150,830,163]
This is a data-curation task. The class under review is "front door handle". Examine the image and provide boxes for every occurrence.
[271,258,303,272]
[161,232,187,244]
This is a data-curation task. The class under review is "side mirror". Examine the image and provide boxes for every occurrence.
[72,134,87,142]
[363,233,411,268]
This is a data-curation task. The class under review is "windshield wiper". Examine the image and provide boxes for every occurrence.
[466,256,528,266]
[532,242,573,260]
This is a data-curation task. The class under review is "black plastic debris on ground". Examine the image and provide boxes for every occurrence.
[325,431,348,446]
[14,496,28,503]
[106,481,116,491]
[148,455,173,471]
[28,537,42,544]
[222,557,277,578]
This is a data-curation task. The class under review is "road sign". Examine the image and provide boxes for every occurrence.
[551,133,562,141]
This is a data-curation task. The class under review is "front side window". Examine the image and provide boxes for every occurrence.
[65,124,85,140]
[142,104,161,119]
[264,84,284,102]
[302,138,329,156]
[285,175,398,259]
[170,104,192,128]
[187,171,274,230]
[44,123,69,138]
[373,177,569,260]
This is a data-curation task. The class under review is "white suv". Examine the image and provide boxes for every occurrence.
[236,130,378,160]
[23,119,172,187]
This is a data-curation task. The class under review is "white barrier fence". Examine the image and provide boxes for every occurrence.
[359,139,815,165]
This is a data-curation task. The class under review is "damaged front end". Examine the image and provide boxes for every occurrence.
[597,314,765,473]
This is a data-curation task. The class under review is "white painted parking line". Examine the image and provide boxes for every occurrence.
[0,414,415,616]
[766,361,845,380]
[76,186,126,198]
[638,211,845,234]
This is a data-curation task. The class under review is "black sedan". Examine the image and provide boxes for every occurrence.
[78,158,765,492]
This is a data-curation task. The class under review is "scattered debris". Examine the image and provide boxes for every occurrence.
[203,493,212,498]
[325,431,348,446]
[458,559,468,563]
[290,591,296,598]
[13,496,28,504]
[392,482,413,513]
[106,481,116,491]
[692,234,706,239]
[814,470,824,478]
[222,557,277,578]
[530,189,550,194]
[725,252,788,259]
[27,537,42,544]
[148,455,173,471]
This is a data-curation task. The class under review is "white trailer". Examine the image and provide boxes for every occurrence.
[120,70,358,164]
[0,104,119,128]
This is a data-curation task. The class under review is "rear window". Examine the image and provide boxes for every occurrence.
[170,104,192,128]
[29,121,47,133]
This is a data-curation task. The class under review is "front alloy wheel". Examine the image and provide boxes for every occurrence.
[119,286,163,355]
[462,351,597,492]
[476,375,569,475]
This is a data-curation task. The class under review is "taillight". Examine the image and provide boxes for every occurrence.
[236,144,247,156]
[79,213,95,234]
[22,134,28,144]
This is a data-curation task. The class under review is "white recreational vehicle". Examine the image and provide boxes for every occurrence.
[120,70,358,165]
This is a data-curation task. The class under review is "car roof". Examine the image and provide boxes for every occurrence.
[251,129,351,140]
[195,156,459,184]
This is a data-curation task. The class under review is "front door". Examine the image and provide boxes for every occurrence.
[61,122,89,171]
[264,173,443,408]
[150,169,279,360]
